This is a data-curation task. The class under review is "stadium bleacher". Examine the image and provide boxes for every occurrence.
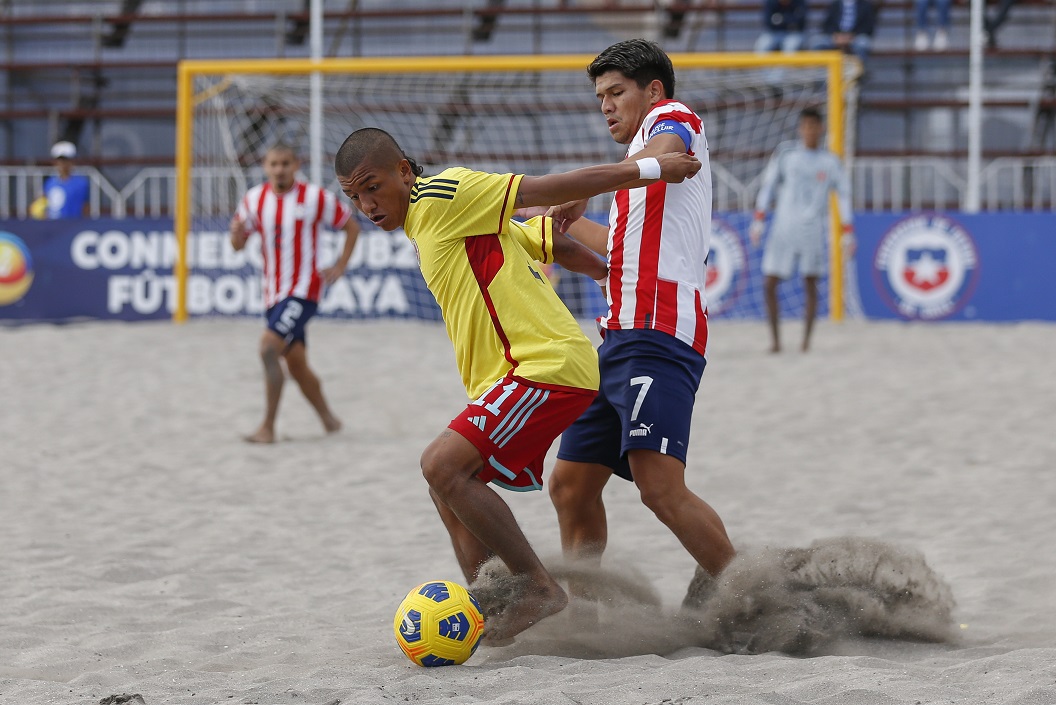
[0,0,1054,212]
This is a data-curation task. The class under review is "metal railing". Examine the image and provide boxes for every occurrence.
[849,156,1056,212]
[119,167,252,219]
[0,166,122,219]
[2,158,1054,220]
[980,157,1056,212]
[119,168,174,218]
[712,161,756,213]
[852,158,968,213]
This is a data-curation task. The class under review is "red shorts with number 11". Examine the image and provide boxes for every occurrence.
[449,375,596,492]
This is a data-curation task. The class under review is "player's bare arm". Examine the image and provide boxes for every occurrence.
[546,133,692,253]
[514,204,608,258]
[562,217,608,257]
[542,198,589,236]
[544,198,609,254]
[634,131,690,159]
[515,152,700,209]
[550,230,608,281]
[229,216,248,251]
[516,201,607,255]
[545,132,690,248]
[321,217,362,284]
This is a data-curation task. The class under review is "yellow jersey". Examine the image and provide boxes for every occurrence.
[403,167,599,399]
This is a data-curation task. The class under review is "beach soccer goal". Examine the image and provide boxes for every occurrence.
[174,52,859,323]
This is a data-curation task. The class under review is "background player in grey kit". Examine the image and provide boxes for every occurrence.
[749,108,854,353]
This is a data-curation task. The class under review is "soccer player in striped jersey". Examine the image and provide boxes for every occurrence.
[335,127,700,642]
[749,107,854,353]
[542,39,737,596]
[230,143,361,444]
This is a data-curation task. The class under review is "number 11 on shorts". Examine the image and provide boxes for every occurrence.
[471,378,519,416]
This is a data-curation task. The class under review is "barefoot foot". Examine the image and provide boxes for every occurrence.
[482,579,568,643]
[243,426,275,444]
[323,415,342,434]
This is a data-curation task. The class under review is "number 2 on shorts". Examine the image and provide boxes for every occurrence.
[276,300,303,334]
[629,375,653,422]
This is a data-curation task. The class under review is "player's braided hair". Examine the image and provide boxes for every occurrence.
[335,127,424,178]
[587,39,676,100]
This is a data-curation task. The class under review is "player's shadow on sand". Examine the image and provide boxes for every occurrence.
[473,537,957,661]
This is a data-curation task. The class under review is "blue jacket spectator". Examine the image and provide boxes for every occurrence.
[755,0,808,53]
[807,0,877,63]
[44,141,90,219]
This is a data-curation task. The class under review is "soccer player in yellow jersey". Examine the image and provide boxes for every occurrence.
[335,127,701,642]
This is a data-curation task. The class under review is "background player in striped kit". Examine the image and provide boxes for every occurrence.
[230,142,361,443]
[749,108,854,353]
[541,40,737,595]
[335,127,700,641]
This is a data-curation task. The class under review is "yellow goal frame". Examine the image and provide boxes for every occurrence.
[175,52,848,323]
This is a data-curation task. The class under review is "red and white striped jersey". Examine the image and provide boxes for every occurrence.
[236,179,352,308]
[600,99,713,357]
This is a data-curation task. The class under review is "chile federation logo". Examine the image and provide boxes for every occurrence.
[0,231,34,306]
[873,214,979,320]
[704,219,747,315]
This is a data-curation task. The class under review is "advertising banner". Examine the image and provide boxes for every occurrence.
[2,213,1053,323]
[0,218,442,323]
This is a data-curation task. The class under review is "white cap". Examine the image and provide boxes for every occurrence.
[51,141,77,159]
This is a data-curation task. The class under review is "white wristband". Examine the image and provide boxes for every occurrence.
[637,157,661,181]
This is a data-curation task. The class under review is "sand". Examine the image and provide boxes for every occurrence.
[2,317,1055,705]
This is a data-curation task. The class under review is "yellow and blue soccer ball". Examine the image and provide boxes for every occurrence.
[393,580,485,666]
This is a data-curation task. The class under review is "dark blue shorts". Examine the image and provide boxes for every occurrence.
[265,296,318,346]
[556,328,706,482]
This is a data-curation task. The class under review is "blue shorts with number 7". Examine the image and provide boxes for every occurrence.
[556,328,706,482]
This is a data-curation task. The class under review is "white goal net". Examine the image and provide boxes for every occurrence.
[177,54,860,322]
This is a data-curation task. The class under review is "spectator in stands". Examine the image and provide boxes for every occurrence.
[984,0,1018,49]
[44,141,90,219]
[755,0,808,54]
[915,0,951,51]
[807,0,877,64]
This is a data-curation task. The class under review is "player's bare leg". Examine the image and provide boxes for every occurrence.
[421,429,567,643]
[245,331,286,443]
[428,487,493,584]
[548,460,612,626]
[628,449,735,577]
[802,275,819,352]
[764,275,782,353]
[283,342,342,434]
[549,460,612,559]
